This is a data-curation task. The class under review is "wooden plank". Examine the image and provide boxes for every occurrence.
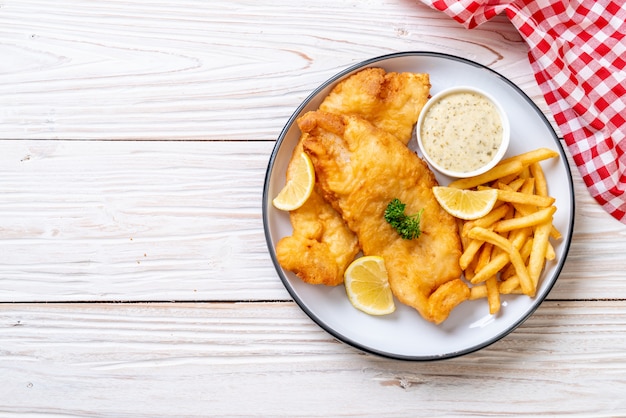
[0,1,623,416]
[0,0,551,141]
[0,139,623,302]
[1,301,625,416]
[0,140,287,301]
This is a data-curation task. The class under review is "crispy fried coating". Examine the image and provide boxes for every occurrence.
[275,141,359,286]
[320,67,431,145]
[300,111,469,323]
[276,68,431,286]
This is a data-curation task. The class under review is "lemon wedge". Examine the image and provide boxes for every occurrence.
[344,256,395,316]
[432,186,498,220]
[272,152,315,211]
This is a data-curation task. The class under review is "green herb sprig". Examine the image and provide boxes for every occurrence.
[384,198,424,240]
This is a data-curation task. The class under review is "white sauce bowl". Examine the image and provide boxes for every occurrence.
[417,86,510,178]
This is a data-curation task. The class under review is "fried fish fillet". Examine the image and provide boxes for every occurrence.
[300,110,469,323]
[275,140,359,286]
[319,68,431,145]
[276,68,431,286]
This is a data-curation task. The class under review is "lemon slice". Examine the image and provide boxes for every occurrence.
[272,152,315,211]
[432,186,498,220]
[344,256,395,316]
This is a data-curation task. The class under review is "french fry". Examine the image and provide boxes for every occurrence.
[502,177,526,192]
[529,162,563,240]
[496,189,555,207]
[500,263,516,282]
[471,252,510,284]
[529,162,548,197]
[493,206,557,233]
[460,239,484,271]
[462,203,510,237]
[519,166,531,180]
[471,227,530,284]
[497,173,523,187]
[496,179,536,216]
[528,220,553,287]
[502,237,534,280]
[486,276,501,314]
[546,242,556,260]
[475,242,493,273]
[470,285,488,300]
[451,147,561,315]
[464,254,478,282]
[550,226,562,240]
[508,225,534,250]
[499,277,524,294]
[448,159,524,189]
[519,177,535,197]
[520,236,534,262]
[467,227,534,296]
[498,147,559,167]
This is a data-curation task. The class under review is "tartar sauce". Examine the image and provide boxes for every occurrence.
[420,91,503,173]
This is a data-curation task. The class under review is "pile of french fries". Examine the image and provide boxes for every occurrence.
[450,148,561,315]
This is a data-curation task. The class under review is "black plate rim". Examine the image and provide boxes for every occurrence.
[262,51,575,361]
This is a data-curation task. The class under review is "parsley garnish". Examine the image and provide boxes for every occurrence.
[384,198,424,240]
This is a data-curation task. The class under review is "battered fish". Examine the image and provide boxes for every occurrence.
[300,111,469,324]
[276,68,431,286]
[320,68,431,145]
[275,140,359,286]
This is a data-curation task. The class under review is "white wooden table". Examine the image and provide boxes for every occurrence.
[2,1,626,416]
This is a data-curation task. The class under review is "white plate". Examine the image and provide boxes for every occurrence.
[262,52,574,360]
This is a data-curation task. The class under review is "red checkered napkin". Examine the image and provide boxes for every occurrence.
[421,0,626,224]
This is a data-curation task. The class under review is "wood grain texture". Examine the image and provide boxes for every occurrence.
[0,140,287,302]
[0,140,623,303]
[2,302,626,416]
[0,0,550,140]
[2,0,626,416]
